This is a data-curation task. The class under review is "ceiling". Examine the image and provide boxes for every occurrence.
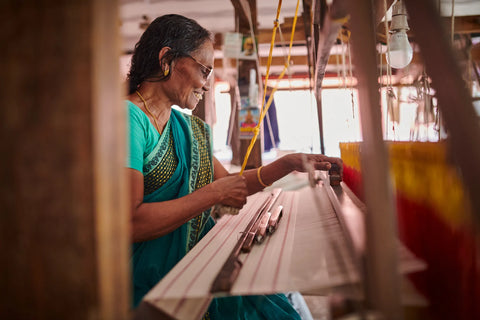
[120,0,301,50]
[119,0,480,82]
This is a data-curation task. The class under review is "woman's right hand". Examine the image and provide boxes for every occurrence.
[210,175,248,208]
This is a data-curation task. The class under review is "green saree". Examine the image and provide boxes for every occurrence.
[126,101,300,319]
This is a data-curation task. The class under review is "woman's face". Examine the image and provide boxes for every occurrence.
[167,40,214,110]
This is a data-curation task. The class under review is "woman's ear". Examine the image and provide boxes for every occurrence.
[158,46,171,61]
[158,47,172,74]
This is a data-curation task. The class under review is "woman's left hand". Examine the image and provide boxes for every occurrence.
[284,153,343,177]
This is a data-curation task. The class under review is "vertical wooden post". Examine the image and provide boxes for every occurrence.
[345,0,402,318]
[0,1,130,319]
[93,1,130,319]
[229,81,243,166]
[232,0,262,169]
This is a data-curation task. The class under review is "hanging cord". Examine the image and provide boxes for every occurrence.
[467,35,476,93]
[341,37,347,90]
[264,103,277,150]
[226,15,241,148]
[261,0,284,105]
[264,22,294,151]
[238,0,284,175]
[336,50,341,79]
[451,0,455,44]
[383,0,393,87]
[434,0,442,140]
[421,68,431,139]
[239,0,302,175]
[277,25,294,86]
[379,39,384,133]
[246,4,265,106]
[383,0,395,140]
[346,34,355,119]
[242,0,277,151]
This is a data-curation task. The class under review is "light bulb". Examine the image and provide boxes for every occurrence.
[387,30,413,69]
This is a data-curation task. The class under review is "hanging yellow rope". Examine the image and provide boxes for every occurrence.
[239,0,301,175]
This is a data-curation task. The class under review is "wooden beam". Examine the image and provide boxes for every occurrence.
[215,52,426,76]
[230,0,252,29]
[215,55,309,69]
[443,16,480,34]
[375,0,395,26]
[282,16,306,28]
[254,14,306,44]
[313,1,349,89]
[257,27,306,44]
[376,16,480,44]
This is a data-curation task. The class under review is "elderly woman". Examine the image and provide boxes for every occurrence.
[126,14,342,319]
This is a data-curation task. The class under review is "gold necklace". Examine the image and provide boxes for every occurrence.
[136,90,161,133]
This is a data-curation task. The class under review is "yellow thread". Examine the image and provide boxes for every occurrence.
[256,166,270,187]
[340,141,471,229]
[239,0,301,175]
[332,15,350,25]
[337,28,351,43]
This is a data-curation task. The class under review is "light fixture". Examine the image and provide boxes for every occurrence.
[386,0,413,69]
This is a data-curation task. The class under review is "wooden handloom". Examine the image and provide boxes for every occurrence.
[135,173,426,320]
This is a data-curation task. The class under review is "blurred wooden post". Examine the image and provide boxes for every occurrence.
[0,1,130,319]
[345,0,403,318]
[232,0,262,169]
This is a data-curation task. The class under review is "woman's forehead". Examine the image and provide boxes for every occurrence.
[191,41,214,60]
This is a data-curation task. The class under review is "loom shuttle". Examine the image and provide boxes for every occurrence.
[267,205,283,234]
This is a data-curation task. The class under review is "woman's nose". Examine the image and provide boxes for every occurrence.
[202,78,212,91]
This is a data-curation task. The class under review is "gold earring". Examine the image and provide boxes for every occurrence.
[164,68,169,76]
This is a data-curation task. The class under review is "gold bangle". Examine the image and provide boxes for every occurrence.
[256,166,271,188]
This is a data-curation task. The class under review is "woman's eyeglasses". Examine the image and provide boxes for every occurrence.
[186,55,213,80]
